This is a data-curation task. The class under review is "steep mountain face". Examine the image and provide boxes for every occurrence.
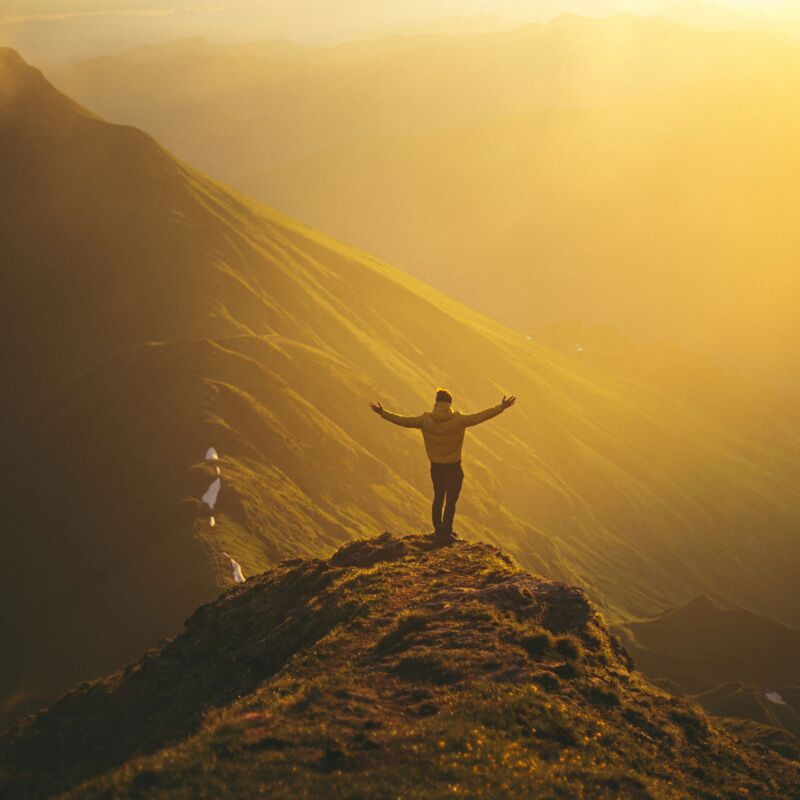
[57,15,800,387]
[3,49,800,731]
[2,534,798,799]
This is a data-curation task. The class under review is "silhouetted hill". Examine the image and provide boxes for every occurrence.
[1,533,797,799]
[694,682,800,739]
[4,49,800,735]
[617,595,800,754]
[618,595,800,695]
[720,715,800,763]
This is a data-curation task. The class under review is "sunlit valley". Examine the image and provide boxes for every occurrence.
[1,4,800,797]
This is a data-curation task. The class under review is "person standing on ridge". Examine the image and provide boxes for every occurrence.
[370,388,516,546]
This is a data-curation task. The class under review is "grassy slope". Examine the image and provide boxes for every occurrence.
[530,322,800,450]
[256,79,800,383]
[3,48,800,727]
[1,533,797,799]
[57,15,800,384]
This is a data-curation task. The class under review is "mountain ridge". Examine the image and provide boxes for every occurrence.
[2,531,798,799]
[55,16,800,389]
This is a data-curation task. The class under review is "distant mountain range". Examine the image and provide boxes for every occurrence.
[3,47,800,737]
[56,14,800,392]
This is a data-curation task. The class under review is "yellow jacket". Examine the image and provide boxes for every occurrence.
[379,400,504,464]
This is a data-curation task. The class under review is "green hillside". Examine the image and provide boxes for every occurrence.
[3,47,800,732]
[256,76,800,388]
[2,534,797,799]
[530,322,797,446]
[57,14,800,389]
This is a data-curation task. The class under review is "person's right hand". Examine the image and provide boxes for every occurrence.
[369,401,384,415]
[501,395,516,410]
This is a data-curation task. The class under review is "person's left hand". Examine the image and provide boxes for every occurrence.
[501,395,516,410]
[369,401,384,415]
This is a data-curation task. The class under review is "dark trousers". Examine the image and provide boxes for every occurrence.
[430,462,464,535]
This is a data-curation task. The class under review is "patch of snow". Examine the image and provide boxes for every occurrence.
[223,552,245,584]
[209,516,216,528]
[202,478,221,509]
[765,690,786,705]
[205,447,219,461]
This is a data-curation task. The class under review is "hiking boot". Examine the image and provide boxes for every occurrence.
[434,530,458,547]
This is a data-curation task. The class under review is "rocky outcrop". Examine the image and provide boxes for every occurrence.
[1,533,797,799]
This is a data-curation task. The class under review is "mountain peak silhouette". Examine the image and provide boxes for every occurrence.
[0,48,92,122]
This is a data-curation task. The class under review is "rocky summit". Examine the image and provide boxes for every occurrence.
[1,533,798,799]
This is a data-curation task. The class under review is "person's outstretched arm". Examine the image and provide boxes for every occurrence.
[369,401,424,429]
[461,395,516,427]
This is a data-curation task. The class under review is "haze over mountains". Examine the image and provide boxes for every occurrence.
[57,14,800,398]
[6,1,800,67]
[3,44,800,741]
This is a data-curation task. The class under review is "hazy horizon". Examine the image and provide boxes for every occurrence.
[4,0,800,66]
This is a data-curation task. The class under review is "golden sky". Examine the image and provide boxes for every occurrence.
[2,1,793,24]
